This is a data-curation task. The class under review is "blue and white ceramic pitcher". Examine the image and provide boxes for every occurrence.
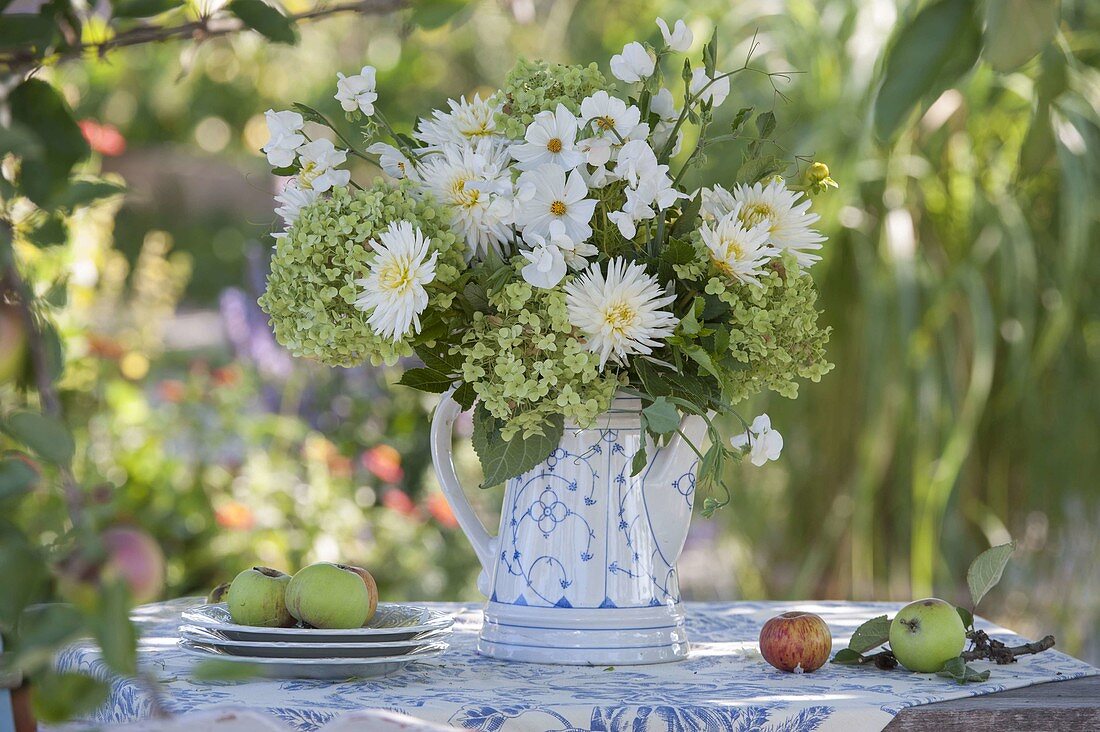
[431,387,706,665]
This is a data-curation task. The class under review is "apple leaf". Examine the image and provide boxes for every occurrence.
[967,541,1015,608]
[1,411,74,466]
[642,397,680,435]
[937,656,991,684]
[472,406,562,488]
[956,605,974,632]
[831,648,865,665]
[848,614,891,653]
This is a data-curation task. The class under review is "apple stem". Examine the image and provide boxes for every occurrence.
[962,630,1056,664]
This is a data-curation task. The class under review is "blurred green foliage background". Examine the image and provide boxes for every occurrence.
[23,0,1100,663]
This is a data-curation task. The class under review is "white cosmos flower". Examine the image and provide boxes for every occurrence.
[367,142,417,181]
[733,180,826,267]
[731,414,784,466]
[689,67,730,107]
[418,140,514,259]
[335,66,378,115]
[610,42,655,84]
[414,94,501,150]
[523,219,597,271]
[564,257,679,369]
[700,206,778,287]
[262,109,304,167]
[274,179,319,227]
[296,139,351,192]
[353,221,439,341]
[514,163,597,244]
[510,104,585,172]
[656,17,693,52]
[520,242,567,289]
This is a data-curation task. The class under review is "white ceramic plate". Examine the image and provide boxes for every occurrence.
[177,639,448,679]
[178,624,450,658]
[180,603,453,642]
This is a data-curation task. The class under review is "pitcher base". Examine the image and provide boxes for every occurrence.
[477,601,689,665]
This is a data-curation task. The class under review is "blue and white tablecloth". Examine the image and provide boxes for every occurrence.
[54,599,1097,732]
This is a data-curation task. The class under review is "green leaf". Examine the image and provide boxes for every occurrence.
[681,344,721,381]
[0,14,55,50]
[936,656,990,684]
[729,106,754,136]
[873,0,981,140]
[291,102,328,126]
[396,367,453,394]
[630,443,647,477]
[53,179,126,211]
[983,0,1060,72]
[25,213,68,248]
[956,605,974,631]
[831,648,865,665]
[9,80,90,207]
[848,614,891,653]
[703,28,718,76]
[669,195,702,239]
[755,111,776,139]
[111,0,180,18]
[30,672,109,723]
[191,659,263,681]
[473,406,562,488]
[0,122,45,160]
[967,541,1015,607]
[736,155,783,185]
[228,0,297,44]
[0,458,38,500]
[409,0,468,29]
[93,580,138,676]
[452,382,476,411]
[642,397,680,435]
[1,411,75,466]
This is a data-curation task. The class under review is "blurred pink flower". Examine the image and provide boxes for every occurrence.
[362,444,404,484]
[78,119,126,157]
[425,493,458,528]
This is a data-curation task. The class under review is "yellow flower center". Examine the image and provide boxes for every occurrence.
[550,200,567,216]
[450,177,480,208]
[741,203,775,228]
[603,302,637,335]
[546,138,563,153]
[378,260,414,294]
[595,116,616,131]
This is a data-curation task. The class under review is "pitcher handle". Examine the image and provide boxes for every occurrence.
[430,385,496,596]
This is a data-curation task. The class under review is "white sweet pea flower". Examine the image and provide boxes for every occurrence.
[650,88,683,155]
[689,67,730,107]
[367,142,418,181]
[261,109,304,167]
[510,104,586,172]
[609,140,686,238]
[731,414,784,467]
[610,42,655,84]
[523,220,597,271]
[274,179,319,227]
[656,17,693,52]
[296,138,351,192]
[520,241,568,289]
[335,65,378,115]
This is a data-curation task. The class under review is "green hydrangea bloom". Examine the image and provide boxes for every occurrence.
[496,58,610,139]
[700,252,834,401]
[456,271,619,439]
[258,183,465,367]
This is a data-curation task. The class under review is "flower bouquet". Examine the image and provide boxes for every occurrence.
[259,18,834,514]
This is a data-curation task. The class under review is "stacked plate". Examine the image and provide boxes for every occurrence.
[178,602,453,679]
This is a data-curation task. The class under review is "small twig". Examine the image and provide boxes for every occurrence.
[0,0,405,72]
[962,630,1056,664]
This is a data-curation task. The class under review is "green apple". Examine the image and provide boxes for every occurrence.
[226,567,294,627]
[285,562,372,629]
[889,598,966,672]
[342,564,380,624]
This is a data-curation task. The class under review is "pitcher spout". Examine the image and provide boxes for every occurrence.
[645,411,710,565]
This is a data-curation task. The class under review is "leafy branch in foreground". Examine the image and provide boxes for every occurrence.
[832,541,1057,684]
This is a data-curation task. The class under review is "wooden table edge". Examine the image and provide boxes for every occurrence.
[885,674,1100,731]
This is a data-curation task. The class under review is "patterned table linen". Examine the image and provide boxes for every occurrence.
[52,599,1098,732]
